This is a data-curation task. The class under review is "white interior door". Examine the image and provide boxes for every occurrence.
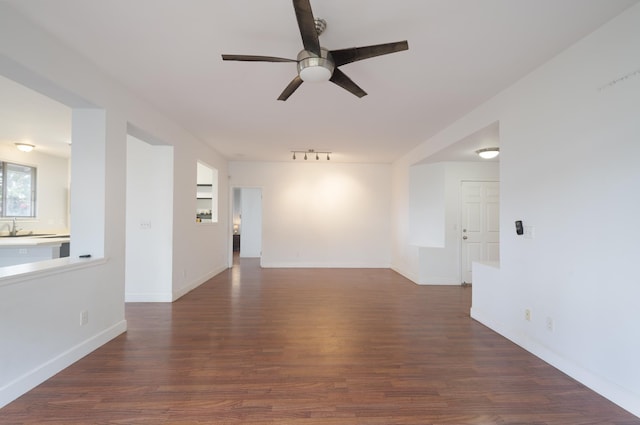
[460,181,499,283]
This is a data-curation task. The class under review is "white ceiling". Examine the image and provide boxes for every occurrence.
[0,74,71,158]
[1,0,637,163]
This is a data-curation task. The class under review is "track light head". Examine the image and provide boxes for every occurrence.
[290,149,332,161]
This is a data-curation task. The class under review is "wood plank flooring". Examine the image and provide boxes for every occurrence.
[2,258,638,424]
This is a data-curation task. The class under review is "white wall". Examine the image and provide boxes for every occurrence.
[172,145,228,300]
[409,162,445,247]
[239,188,262,258]
[393,4,640,417]
[0,3,228,407]
[0,145,69,234]
[70,108,106,259]
[125,135,173,302]
[230,161,391,268]
[410,161,499,284]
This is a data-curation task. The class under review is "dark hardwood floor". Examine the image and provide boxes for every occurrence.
[2,258,638,424]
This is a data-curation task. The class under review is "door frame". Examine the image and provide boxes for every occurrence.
[228,185,263,266]
[459,180,500,284]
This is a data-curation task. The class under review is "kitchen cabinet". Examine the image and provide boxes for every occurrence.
[0,235,71,267]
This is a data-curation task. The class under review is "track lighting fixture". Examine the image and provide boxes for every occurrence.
[291,149,332,161]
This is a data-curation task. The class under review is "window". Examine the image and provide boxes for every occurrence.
[0,161,37,217]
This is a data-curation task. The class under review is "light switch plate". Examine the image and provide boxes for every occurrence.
[524,226,535,239]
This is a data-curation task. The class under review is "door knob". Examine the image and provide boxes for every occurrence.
[463,236,468,240]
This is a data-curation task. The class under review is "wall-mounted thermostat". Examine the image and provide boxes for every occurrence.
[515,220,524,235]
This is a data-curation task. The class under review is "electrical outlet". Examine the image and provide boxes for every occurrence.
[546,317,554,332]
[80,310,89,326]
[525,309,531,321]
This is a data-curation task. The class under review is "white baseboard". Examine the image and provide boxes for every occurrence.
[390,266,419,284]
[125,292,173,302]
[416,277,460,285]
[470,307,640,419]
[260,262,390,268]
[0,320,127,409]
[172,264,228,301]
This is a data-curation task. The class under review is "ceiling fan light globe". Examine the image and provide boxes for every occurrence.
[299,65,332,82]
[297,48,335,83]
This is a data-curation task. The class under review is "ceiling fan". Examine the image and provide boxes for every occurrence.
[221,0,409,101]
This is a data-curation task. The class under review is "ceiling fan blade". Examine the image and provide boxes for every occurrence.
[278,76,304,101]
[330,69,367,98]
[222,54,296,63]
[293,0,321,55]
[330,41,409,67]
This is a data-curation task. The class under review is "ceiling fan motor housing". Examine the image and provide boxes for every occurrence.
[297,48,334,82]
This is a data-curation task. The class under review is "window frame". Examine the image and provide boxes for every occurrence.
[0,160,37,218]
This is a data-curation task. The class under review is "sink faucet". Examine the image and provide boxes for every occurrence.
[9,217,21,237]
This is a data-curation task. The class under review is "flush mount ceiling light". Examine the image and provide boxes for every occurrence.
[476,147,499,159]
[292,149,331,160]
[15,143,35,152]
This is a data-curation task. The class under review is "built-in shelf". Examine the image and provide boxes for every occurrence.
[196,161,217,224]
[196,184,213,199]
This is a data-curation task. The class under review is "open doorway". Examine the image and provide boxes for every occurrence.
[231,187,262,265]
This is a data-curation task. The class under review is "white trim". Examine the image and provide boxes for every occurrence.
[125,292,173,303]
[390,266,419,285]
[172,265,228,301]
[0,257,107,287]
[470,308,640,418]
[261,262,391,269]
[415,277,460,285]
[0,319,126,408]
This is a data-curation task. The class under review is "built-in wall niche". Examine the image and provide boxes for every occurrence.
[196,161,218,223]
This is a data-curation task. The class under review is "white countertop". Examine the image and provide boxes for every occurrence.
[0,256,106,286]
[0,235,70,247]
